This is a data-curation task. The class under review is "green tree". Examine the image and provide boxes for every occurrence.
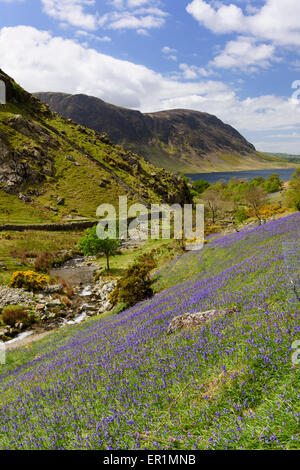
[263,173,283,193]
[285,169,300,211]
[235,206,248,224]
[79,226,120,270]
[192,178,210,195]
[249,176,265,187]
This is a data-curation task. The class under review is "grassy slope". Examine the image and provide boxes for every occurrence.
[126,138,298,173]
[0,213,299,450]
[126,141,298,173]
[0,86,186,223]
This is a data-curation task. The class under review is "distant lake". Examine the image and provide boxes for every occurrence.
[186,168,296,184]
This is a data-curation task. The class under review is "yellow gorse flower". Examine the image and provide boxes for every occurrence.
[9,270,48,291]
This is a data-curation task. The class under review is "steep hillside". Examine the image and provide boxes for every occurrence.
[1,213,299,449]
[35,91,291,173]
[0,70,191,224]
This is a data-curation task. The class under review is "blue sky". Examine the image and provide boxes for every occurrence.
[1,0,300,154]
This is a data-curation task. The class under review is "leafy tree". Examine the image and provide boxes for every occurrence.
[249,176,265,187]
[235,206,248,224]
[192,178,210,195]
[285,169,300,211]
[263,173,283,193]
[79,226,120,270]
[244,185,267,225]
[202,186,223,223]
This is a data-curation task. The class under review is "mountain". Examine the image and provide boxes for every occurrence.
[0,70,191,224]
[265,152,300,164]
[34,92,291,173]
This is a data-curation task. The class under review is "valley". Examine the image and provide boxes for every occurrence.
[0,68,299,453]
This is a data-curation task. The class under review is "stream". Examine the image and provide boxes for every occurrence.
[49,257,96,286]
[5,258,101,348]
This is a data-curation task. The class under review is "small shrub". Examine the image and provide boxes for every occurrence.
[9,270,48,291]
[137,252,157,270]
[34,251,75,273]
[61,279,74,298]
[1,305,30,327]
[110,261,155,308]
[112,302,128,315]
[192,178,210,195]
[1,233,11,240]
[34,251,55,273]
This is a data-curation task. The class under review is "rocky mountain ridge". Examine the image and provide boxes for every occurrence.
[34,91,288,173]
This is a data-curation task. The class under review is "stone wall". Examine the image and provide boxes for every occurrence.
[0,221,98,232]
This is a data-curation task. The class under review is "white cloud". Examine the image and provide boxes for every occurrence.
[1,25,300,152]
[162,46,177,61]
[162,46,176,54]
[75,30,111,41]
[99,10,166,30]
[210,36,276,70]
[127,0,149,7]
[179,63,198,79]
[99,0,167,32]
[110,1,152,9]
[179,63,214,79]
[41,0,99,30]
[186,0,300,47]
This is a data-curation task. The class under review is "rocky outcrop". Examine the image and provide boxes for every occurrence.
[76,279,117,315]
[8,115,58,149]
[0,278,118,342]
[167,308,238,334]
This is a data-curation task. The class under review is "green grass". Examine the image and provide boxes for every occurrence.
[0,230,83,284]
[97,238,183,278]
[0,227,183,285]
[0,97,185,224]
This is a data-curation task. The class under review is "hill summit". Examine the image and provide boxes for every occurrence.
[35,91,287,173]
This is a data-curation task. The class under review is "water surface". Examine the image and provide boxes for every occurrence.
[186,168,296,184]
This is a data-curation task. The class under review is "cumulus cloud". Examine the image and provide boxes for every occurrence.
[1,25,300,151]
[99,0,167,32]
[41,0,99,30]
[162,46,177,61]
[99,10,166,31]
[210,36,276,70]
[186,0,300,46]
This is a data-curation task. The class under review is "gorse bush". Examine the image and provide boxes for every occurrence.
[9,270,48,291]
[110,260,155,308]
[1,305,30,327]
